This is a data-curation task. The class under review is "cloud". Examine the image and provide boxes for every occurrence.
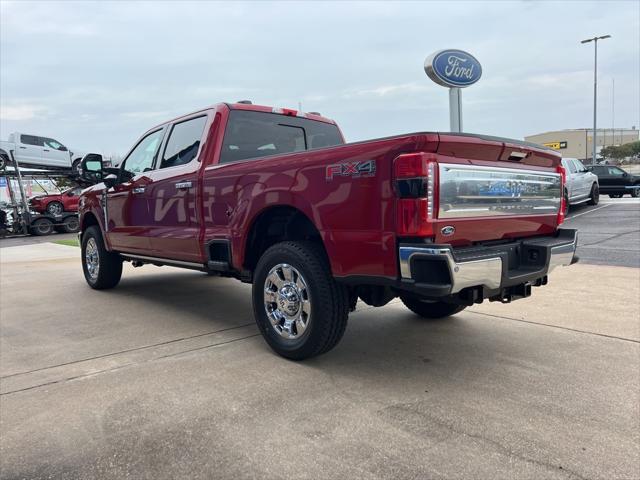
[0,104,49,121]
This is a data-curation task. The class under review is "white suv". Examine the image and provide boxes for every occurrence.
[561,157,599,212]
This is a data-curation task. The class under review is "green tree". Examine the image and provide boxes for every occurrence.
[600,141,639,160]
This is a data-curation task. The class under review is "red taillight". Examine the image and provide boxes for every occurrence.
[394,153,437,236]
[556,164,566,225]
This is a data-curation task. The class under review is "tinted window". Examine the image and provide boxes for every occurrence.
[21,134,42,146]
[220,110,343,164]
[562,158,577,174]
[121,129,164,177]
[160,116,207,169]
[607,167,625,176]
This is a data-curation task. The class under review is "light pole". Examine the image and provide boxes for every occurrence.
[581,34,611,165]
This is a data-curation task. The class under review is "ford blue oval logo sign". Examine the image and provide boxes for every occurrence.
[424,49,482,88]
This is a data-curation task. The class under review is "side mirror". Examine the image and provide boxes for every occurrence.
[623,172,629,177]
[103,174,118,189]
[79,153,105,184]
[59,145,68,152]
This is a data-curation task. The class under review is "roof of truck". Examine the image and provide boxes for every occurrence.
[147,102,337,132]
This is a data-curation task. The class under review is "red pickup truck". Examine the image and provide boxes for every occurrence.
[78,102,577,359]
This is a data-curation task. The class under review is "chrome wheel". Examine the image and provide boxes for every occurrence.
[85,237,100,281]
[47,202,63,215]
[263,263,311,340]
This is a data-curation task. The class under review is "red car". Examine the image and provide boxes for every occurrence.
[29,187,82,215]
[78,102,577,359]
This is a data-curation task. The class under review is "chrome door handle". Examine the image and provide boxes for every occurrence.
[175,181,192,190]
[132,187,146,194]
[43,149,50,152]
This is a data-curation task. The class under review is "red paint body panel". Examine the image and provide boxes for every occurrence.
[79,102,563,282]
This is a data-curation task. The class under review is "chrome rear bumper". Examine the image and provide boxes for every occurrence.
[399,229,578,295]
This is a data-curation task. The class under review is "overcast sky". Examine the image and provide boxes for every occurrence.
[1,0,638,156]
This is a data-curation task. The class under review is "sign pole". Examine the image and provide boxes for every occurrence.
[449,87,463,132]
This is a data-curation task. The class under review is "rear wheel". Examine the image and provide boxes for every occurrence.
[587,183,599,205]
[72,159,81,175]
[252,241,349,360]
[60,215,79,233]
[632,188,639,198]
[46,201,64,215]
[81,225,122,289]
[29,218,54,236]
[0,154,8,172]
[400,295,466,319]
[563,190,570,216]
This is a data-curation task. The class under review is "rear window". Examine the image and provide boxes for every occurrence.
[219,110,343,164]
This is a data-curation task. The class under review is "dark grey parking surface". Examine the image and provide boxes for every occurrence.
[0,231,76,248]
[566,198,640,268]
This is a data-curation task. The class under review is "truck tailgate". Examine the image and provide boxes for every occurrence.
[431,133,563,245]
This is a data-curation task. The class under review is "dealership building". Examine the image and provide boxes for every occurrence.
[524,128,639,161]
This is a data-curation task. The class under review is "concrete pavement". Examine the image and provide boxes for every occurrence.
[1,241,638,479]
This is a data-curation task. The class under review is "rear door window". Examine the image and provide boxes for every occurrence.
[220,110,343,164]
[160,115,208,169]
[20,135,43,146]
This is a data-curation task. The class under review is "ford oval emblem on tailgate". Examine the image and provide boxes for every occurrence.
[441,226,455,236]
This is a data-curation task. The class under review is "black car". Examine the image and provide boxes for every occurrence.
[588,165,640,198]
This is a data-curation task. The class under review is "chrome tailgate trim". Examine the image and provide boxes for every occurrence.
[438,163,561,219]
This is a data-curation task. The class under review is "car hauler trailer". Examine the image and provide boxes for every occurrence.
[0,150,93,237]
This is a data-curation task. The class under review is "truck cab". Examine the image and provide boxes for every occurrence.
[0,132,85,172]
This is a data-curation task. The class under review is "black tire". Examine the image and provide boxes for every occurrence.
[400,295,466,319]
[81,225,122,289]
[610,194,623,198]
[61,215,80,233]
[0,154,8,171]
[71,159,81,175]
[632,188,639,198]
[252,241,349,360]
[46,201,64,215]
[587,183,599,205]
[29,218,54,236]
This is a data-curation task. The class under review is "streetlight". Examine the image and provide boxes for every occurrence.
[581,34,611,165]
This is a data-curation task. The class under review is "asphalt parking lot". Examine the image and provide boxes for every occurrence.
[1,198,639,479]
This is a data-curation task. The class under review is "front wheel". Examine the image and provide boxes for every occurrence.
[587,183,599,205]
[632,188,639,198]
[252,241,349,360]
[400,295,466,319]
[81,225,122,289]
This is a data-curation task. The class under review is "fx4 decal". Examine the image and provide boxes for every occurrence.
[325,160,376,181]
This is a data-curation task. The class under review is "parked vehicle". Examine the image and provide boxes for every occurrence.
[561,157,599,212]
[29,187,82,215]
[0,132,85,172]
[78,102,578,359]
[587,165,640,198]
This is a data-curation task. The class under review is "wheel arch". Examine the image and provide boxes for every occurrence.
[241,205,329,274]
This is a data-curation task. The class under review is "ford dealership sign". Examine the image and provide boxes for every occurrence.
[424,49,482,88]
